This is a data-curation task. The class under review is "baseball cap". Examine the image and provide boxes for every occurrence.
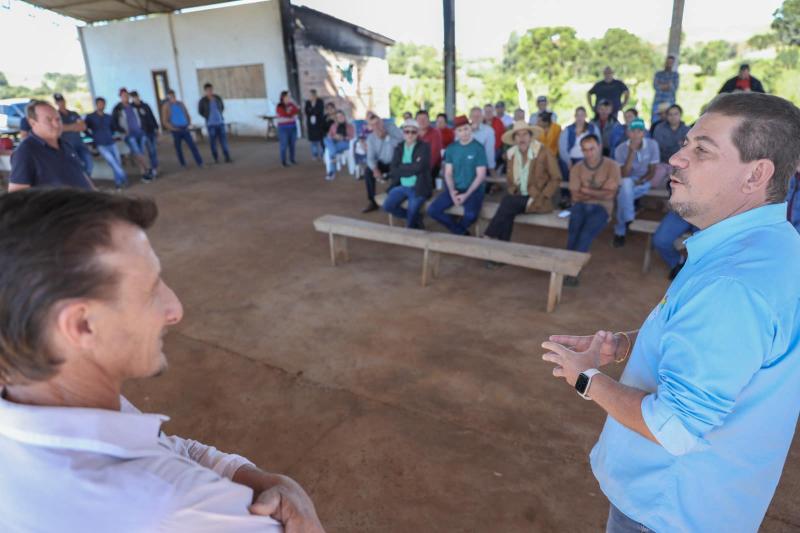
[629,118,646,131]
[536,95,548,103]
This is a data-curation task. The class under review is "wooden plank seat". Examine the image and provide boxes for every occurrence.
[313,215,591,312]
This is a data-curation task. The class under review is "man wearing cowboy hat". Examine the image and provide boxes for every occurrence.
[483,121,561,243]
[382,118,432,229]
[427,115,488,235]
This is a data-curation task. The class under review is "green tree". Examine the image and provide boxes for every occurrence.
[772,0,800,46]
[587,28,659,84]
[387,43,442,79]
[685,40,736,75]
[0,72,8,87]
[747,32,779,50]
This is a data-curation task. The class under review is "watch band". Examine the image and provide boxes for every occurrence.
[576,368,601,400]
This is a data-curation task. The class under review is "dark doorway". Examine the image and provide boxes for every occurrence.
[151,70,170,106]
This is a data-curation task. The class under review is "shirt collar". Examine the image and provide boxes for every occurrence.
[685,203,788,265]
[0,392,169,458]
[28,132,66,151]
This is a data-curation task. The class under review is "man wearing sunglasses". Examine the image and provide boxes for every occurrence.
[382,119,432,229]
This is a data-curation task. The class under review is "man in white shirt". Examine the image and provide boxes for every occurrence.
[0,189,325,533]
[468,106,496,174]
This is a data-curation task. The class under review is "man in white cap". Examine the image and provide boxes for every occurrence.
[382,118,432,228]
[529,95,558,126]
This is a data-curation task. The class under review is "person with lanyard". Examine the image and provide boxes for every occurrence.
[53,93,93,177]
[542,92,800,533]
[161,90,203,169]
[275,91,299,168]
[85,97,128,190]
[304,89,326,161]
[130,91,161,177]
[483,121,561,244]
[362,113,402,212]
[563,134,621,286]
[9,100,94,191]
[112,88,154,181]
[381,118,432,229]
[197,83,232,165]
[426,115,487,235]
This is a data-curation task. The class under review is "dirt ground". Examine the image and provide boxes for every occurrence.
[119,137,799,532]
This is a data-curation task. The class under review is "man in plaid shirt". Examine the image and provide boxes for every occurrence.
[652,56,679,124]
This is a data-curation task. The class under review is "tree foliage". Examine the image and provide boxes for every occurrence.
[773,0,800,46]
[586,29,660,84]
[685,40,736,75]
[388,42,442,79]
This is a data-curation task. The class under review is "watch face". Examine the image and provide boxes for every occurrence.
[575,373,590,394]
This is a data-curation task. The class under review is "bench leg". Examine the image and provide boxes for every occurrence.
[421,249,441,287]
[388,214,395,227]
[329,233,349,266]
[642,234,652,273]
[475,219,487,238]
[547,272,564,313]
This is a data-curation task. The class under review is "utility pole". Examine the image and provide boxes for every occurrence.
[667,0,686,61]
[443,0,456,119]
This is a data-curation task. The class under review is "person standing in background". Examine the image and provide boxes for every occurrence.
[85,97,128,190]
[652,56,679,124]
[275,91,299,168]
[305,89,326,161]
[160,90,203,169]
[131,91,161,177]
[198,83,232,164]
[54,93,93,176]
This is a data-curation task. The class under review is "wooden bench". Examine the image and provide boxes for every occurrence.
[374,193,658,270]
[313,215,590,312]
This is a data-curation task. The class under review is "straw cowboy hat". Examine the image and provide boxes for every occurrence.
[502,121,544,145]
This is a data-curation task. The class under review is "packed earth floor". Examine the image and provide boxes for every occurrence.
[114,136,799,532]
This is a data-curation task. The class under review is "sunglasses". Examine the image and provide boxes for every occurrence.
[403,129,418,135]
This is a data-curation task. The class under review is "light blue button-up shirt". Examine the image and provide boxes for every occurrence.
[590,202,800,532]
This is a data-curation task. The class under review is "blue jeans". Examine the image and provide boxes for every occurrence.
[207,123,230,162]
[606,505,653,533]
[73,142,94,176]
[324,137,350,175]
[124,132,146,156]
[144,133,159,170]
[426,186,485,235]
[567,202,609,252]
[383,186,427,228]
[615,177,652,235]
[310,140,324,159]
[653,211,696,269]
[171,128,203,167]
[97,143,127,186]
[278,124,297,165]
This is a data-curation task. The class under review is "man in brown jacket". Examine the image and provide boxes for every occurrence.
[160,90,204,168]
[483,121,562,242]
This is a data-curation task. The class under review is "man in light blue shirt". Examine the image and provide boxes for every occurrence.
[542,92,800,532]
[612,118,660,247]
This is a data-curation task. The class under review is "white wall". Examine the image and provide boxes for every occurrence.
[81,1,288,135]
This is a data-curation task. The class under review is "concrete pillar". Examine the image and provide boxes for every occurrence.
[443,0,456,120]
[667,0,685,61]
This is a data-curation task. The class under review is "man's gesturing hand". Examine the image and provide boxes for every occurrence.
[249,475,325,533]
[542,331,610,387]
[548,330,620,367]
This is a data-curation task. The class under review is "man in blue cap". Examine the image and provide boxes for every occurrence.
[612,117,660,247]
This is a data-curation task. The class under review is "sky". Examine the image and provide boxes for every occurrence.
[0,0,784,85]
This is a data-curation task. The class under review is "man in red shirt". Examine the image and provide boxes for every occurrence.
[416,110,442,179]
[436,113,454,148]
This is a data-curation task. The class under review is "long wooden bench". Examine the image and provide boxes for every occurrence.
[374,193,658,271]
[313,215,591,312]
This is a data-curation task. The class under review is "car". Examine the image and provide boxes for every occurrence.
[0,98,31,131]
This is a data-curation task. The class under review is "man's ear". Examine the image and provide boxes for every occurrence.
[743,159,775,195]
[52,300,96,353]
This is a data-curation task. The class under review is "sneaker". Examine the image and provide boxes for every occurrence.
[141,174,152,183]
[612,235,626,248]
[325,173,335,181]
[362,202,379,213]
[290,160,297,165]
[150,168,158,178]
[564,275,579,287]
[282,162,290,168]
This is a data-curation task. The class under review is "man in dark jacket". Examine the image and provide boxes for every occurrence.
[130,91,160,177]
[198,83,231,163]
[382,118,432,229]
[719,64,765,94]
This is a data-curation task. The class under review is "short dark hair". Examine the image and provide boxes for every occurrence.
[129,90,139,98]
[575,106,587,114]
[705,92,800,202]
[415,109,429,118]
[0,189,158,384]
[667,104,683,115]
[204,83,213,90]
[740,63,750,71]
[437,113,448,120]
[167,89,176,96]
[667,55,676,60]
[95,97,106,104]
[25,100,52,121]
[119,87,128,96]
[580,133,600,146]
[625,108,639,117]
